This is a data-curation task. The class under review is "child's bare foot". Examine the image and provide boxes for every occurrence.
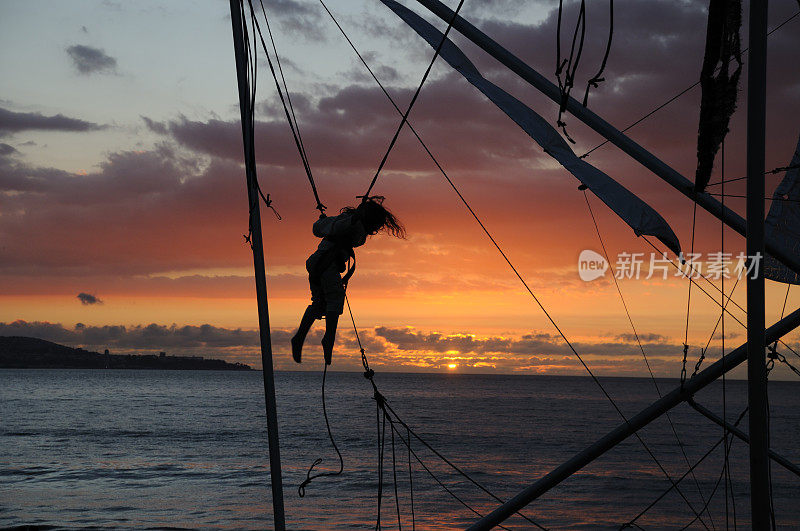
[291,334,303,363]
[321,334,334,365]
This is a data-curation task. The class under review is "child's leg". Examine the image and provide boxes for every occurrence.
[321,312,339,365]
[319,265,345,365]
[291,305,318,363]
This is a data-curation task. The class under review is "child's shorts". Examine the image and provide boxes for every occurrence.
[306,254,345,318]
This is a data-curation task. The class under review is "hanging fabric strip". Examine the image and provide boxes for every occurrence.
[694,0,743,193]
[380,0,681,255]
[764,134,800,284]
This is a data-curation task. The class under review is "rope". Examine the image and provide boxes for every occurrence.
[681,201,699,390]
[720,140,733,529]
[579,8,800,160]
[247,0,326,213]
[407,425,416,531]
[388,420,513,531]
[323,6,710,522]
[555,0,586,143]
[390,416,403,531]
[582,0,614,107]
[583,190,715,527]
[344,293,547,530]
[705,162,800,187]
[706,192,800,203]
[621,407,748,529]
[297,363,344,497]
[362,0,467,199]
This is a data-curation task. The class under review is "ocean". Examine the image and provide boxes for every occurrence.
[1,369,798,529]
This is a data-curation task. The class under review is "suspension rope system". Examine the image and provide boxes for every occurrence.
[583,190,715,526]
[344,294,546,530]
[362,0,467,200]
[239,1,800,525]
[579,8,800,160]
[248,0,325,213]
[318,3,715,524]
[553,0,615,138]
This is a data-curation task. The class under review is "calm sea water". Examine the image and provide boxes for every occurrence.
[1,369,798,530]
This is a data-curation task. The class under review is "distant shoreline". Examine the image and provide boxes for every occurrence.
[0,336,252,371]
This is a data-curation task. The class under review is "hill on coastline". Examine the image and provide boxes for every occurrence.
[0,336,252,370]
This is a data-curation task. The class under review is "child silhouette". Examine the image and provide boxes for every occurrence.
[291,197,405,365]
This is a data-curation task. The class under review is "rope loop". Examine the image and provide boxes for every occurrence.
[298,458,324,497]
[692,348,706,378]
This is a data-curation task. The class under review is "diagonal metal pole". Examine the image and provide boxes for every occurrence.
[412,0,800,277]
[229,1,286,528]
[687,399,800,478]
[467,305,800,530]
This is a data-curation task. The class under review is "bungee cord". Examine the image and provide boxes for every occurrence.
[362,0,467,200]
[297,363,344,497]
[247,0,325,213]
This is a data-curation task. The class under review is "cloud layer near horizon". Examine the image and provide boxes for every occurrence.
[3,319,789,379]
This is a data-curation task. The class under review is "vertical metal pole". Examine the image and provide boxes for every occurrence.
[746,0,770,528]
[229,1,286,528]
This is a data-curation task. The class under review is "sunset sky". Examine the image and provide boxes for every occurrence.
[2,0,800,378]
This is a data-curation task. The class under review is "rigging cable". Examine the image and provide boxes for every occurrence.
[362,0,467,199]
[681,201,699,391]
[621,407,749,529]
[344,294,544,530]
[583,189,715,525]
[642,235,800,366]
[579,8,800,160]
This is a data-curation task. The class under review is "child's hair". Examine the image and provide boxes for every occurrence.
[343,196,406,238]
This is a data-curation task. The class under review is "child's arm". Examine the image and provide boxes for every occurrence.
[312,212,358,239]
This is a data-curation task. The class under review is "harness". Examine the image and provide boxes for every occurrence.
[309,239,357,287]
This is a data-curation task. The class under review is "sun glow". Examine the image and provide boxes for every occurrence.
[448,363,457,369]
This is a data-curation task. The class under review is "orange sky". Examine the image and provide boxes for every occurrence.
[2,0,800,379]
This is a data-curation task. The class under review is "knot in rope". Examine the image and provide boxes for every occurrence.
[767,343,778,360]
[680,343,689,388]
[373,388,386,410]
